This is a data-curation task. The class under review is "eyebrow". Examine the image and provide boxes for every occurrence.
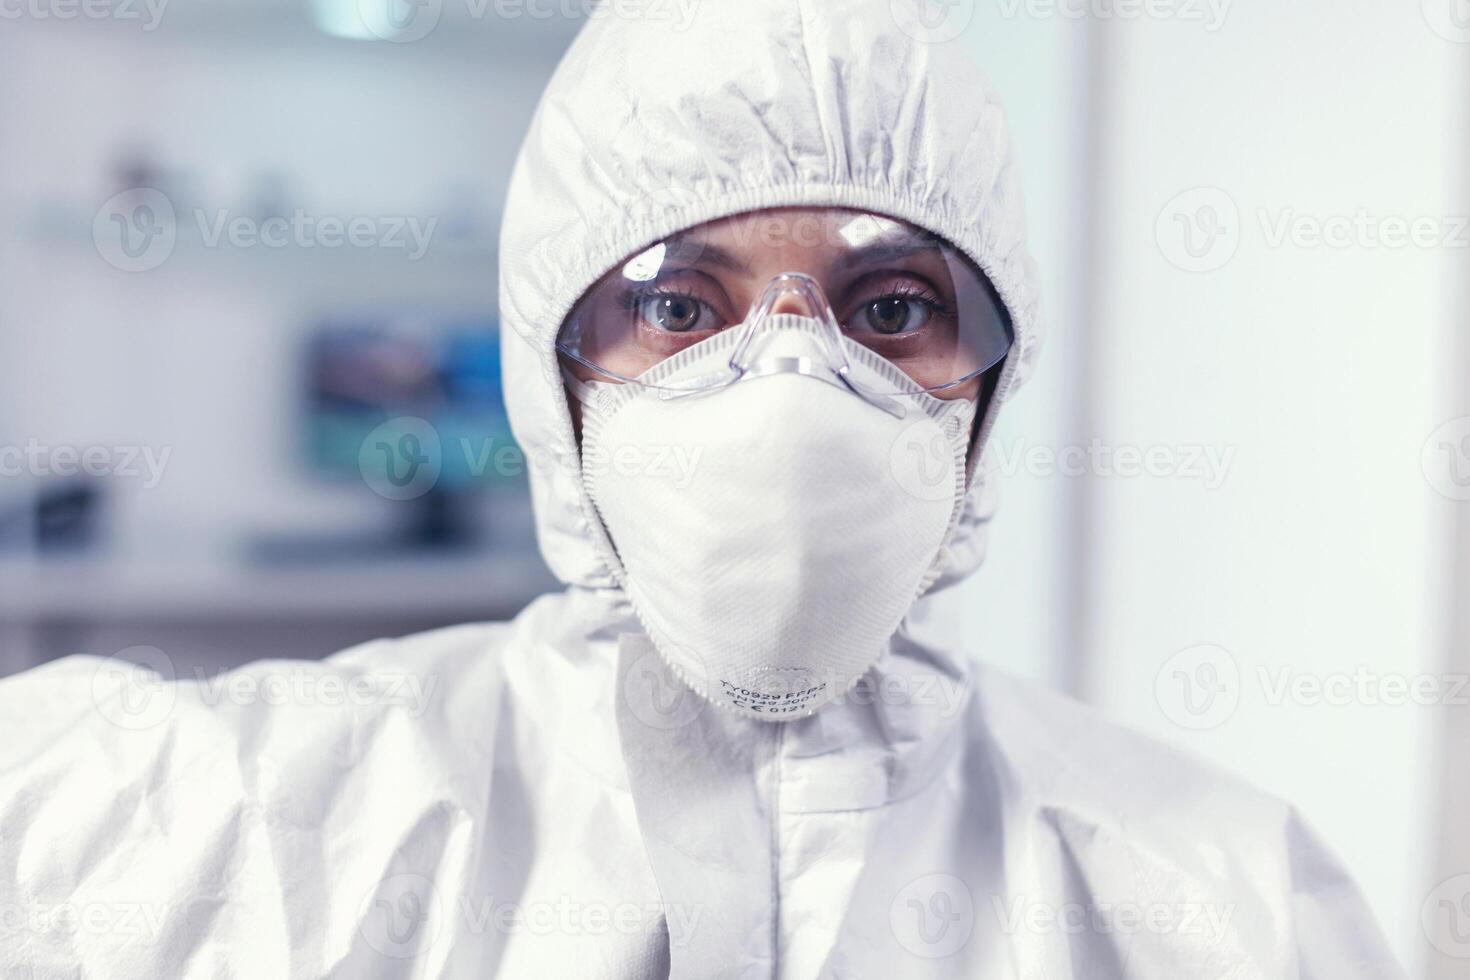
[836,232,947,271]
[653,227,946,276]
[659,236,753,275]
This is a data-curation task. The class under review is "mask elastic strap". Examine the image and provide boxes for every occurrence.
[560,365,605,409]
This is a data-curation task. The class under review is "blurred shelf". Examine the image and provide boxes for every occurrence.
[23,213,499,268]
[0,551,559,622]
[3,0,585,60]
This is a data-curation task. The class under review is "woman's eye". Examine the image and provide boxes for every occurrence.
[637,294,717,333]
[861,297,932,335]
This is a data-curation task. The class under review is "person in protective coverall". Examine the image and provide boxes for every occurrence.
[0,1,1404,978]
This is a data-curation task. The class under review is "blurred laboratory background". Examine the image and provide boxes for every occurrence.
[0,1,1466,976]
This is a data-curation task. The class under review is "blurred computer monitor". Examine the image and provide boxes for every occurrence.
[288,313,517,553]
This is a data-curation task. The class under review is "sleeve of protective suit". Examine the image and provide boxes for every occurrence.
[1286,809,1407,980]
[0,626,519,978]
[0,654,198,975]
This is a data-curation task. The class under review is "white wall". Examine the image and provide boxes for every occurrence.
[1427,45,1470,973]
[922,10,1462,968]
[943,7,1092,691]
[1079,4,1464,972]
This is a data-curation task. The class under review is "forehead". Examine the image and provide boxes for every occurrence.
[616,207,953,283]
[686,207,937,253]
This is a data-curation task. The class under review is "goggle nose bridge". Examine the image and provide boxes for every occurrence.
[727,272,853,378]
[723,272,904,419]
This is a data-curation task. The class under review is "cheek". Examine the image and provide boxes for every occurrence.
[936,376,983,402]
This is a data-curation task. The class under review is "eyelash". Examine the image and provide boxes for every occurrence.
[618,286,713,314]
[616,280,955,322]
[870,281,952,319]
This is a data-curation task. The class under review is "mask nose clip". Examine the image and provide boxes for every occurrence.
[729,273,906,418]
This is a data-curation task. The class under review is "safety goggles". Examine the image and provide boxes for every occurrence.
[555,208,1012,399]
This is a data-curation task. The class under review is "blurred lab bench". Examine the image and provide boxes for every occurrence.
[0,552,559,680]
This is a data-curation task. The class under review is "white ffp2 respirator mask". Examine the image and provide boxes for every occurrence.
[567,317,977,720]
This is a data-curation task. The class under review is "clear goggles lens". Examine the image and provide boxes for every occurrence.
[555,209,1012,396]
